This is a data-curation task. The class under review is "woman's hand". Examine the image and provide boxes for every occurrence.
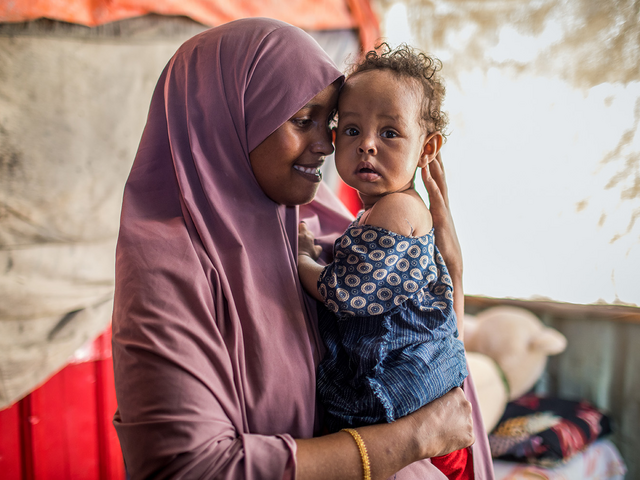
[298,222,323,260]
[296,387,475,480]
[406,387,475,459]
[422,153,462,277]
[422,153,465,336]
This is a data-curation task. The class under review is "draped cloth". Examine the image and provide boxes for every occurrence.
[112,17,494,479]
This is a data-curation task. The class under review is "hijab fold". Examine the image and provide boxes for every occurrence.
[112,18,349,479]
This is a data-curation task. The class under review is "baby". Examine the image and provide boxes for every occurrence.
[297,44,471,479]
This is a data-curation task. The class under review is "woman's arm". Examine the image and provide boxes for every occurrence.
[422,153,465,340]
[295,387,475,480]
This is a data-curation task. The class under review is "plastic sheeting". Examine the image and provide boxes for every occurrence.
[0,0,379,48]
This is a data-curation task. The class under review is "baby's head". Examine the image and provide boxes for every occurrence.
[347,43,448,137]
[335,44,448,201]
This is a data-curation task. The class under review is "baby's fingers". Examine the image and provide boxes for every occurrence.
[298,222,321,260]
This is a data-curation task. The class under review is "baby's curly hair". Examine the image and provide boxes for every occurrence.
[347,43,449,138]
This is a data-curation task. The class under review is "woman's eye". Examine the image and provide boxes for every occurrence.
[381,130,398,138]
[292,118,312,128]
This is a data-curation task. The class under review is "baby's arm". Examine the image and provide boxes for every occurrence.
[297,223,325,302]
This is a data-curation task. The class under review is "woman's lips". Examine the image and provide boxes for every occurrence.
[293,164,323,182]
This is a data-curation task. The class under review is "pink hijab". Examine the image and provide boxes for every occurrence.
[112,18,350,478]
[112,17,494,480]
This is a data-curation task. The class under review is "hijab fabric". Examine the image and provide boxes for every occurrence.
[112,18,348,479]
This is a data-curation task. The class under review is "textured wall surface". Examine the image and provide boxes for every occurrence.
[0,19,199,407]
[0,16,358,408]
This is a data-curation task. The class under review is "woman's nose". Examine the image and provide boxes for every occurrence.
[311,125,335,155]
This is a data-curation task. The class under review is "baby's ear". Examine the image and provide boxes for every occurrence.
[419,132,443,168]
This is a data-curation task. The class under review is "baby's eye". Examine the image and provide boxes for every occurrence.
[344,127,359,136]
[381,130,398,139]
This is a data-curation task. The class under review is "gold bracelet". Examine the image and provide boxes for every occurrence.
[341,428,371,480]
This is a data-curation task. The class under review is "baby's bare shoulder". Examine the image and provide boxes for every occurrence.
[364,191,432,236]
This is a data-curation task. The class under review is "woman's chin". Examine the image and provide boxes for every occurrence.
[275,184,322,207]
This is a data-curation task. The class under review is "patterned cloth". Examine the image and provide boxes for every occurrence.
[317,215,468,431]
[489,394,613,467]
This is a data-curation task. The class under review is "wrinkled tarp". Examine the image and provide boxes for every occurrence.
[0,18,359,408]
[0,0,380,51]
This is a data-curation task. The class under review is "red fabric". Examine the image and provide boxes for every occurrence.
[431,447,474,480]
[336,178,363,215]
[0,0,351,28]
[0,0,379,51]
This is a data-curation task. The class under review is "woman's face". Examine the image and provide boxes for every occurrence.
[249,81,340,206]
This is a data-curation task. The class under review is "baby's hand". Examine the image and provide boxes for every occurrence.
[298,223,322,260]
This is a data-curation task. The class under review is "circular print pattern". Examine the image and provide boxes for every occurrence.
[433,285,446,295]
[352,244,368,254]
[387,273,401,286]
[379,236,395,248]
[396,241,409,252]
[394,294,408,305]
[347,254,359,264]
[361,282,376,294]
[345,275,360,287]
[377,288,393,301]
[396,259,410,272]
[369,250,385,261]
[319,218,453,319]
[350,296,366,309]
[357,263,373,274]
[367,303,384,315]
[403,280,419,293]
[326,299,339,313]
[373,269,388,280]
[362,230,377,242]
[410,268,423,280]
[385,255,399,266]
[336,288,349,301]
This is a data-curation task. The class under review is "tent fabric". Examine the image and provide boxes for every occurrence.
[0,0,380,49]
[0,18,361,409]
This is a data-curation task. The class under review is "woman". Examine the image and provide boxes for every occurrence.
[112,17,493,479]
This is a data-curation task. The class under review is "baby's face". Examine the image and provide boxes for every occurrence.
[335,69,428,200]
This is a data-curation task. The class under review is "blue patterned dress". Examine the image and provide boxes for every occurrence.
[316,214,468,432]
